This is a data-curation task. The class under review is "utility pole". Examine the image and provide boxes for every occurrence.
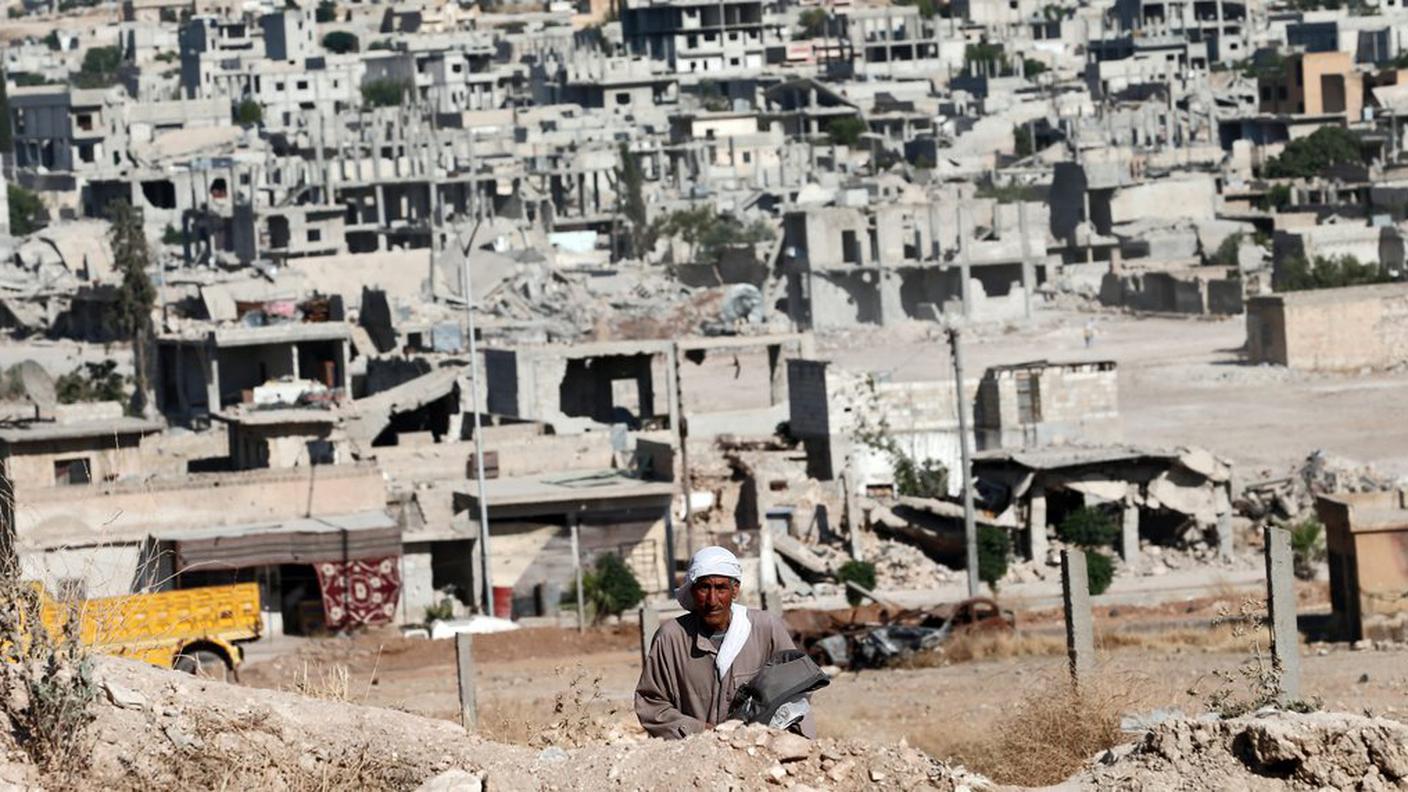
[947,325,980,597]
[461,236,495,618]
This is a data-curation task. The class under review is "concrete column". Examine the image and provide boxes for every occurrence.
[1018,202,1035,318]
[1264,526,1302,702]
[337,340,350,392]
[455,633,477,731]
[759,525,779,610]
[1120,504,1140,565]
[1217,509,1234,561]
[290,343,301,380]
[1061,548,1095,684]
[767,344,784,406]
[1027,489,1048,562]
[205,347,221,412]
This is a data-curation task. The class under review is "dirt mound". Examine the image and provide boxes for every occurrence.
[45,657,986,791]
[1073,710,1408,791]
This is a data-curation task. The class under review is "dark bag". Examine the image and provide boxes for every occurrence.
[728,649,830,726]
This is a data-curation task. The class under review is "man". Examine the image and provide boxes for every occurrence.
[635,546,814,739]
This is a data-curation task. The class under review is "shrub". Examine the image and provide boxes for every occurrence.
[423,598,455,622]
[837,560,877,606]
[1276,254,1391,292]
[1056,507,1118,549]
[75,46,122,88]
[941,673,1129,785]
[55,361,126,404]
[796,8,828,38]
[583,554,644,624]
[234,98,262,126]
[826,116,865,147]
[1263,126,1362,178]
[315,0,337,22]
[1209,233,1243,268]
[1085,549,1114,596]
[162,225,184,245]
[1288,519,1325,581]
[8,184,47,236]
[893,456,947,498]
[977,525,1010,590]
[322,31,358,54]
[362,78,409,108]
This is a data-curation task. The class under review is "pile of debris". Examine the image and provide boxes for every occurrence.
[864,536,962,589]
[1239,451,1405,523]
[32,657,988,791]
[1075,710,1408,791]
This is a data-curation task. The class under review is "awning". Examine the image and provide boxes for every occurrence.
[155,510,400,572]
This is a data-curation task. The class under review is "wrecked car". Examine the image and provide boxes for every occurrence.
[783,597,1015,669]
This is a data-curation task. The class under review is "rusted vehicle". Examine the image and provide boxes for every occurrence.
[783,597,1015,669]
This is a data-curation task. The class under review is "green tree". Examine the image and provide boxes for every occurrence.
[837,560,877,606]
[1288,518,1325,581]
[965,41,1008,75]
[1263,126,1363,178]
[1085,549,1114,596]
[583,554,644,624]
[654,205,773,267]
[1057,507,1118,548]
[616,143,650,257]
[8,184,47,236]
[75,46,123,88]
[322,31,358,54]
[1022,58,1047,77]
[826,116,866,147]
[1209,233,1243,268]
[42,31,61,51]
[234,98,262,126]
[1275,254,1391,292]
[1014,125,1035,158]
[55,361,126,404]
[797,8,828,39]
[977,525,1010,591]
[315,0,337,22]
[362,78,409,107]
[106,201,157,416]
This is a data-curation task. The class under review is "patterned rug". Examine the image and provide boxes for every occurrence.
[315,556,401,630]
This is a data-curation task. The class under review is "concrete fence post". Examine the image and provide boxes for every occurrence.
[455,633,478,731]
[1061,549,1094,684]
[639,604,660,666]
[1264,525,1302,703]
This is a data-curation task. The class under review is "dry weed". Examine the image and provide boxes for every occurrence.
[285,661,352,702]
[533,666,620,748]
[936,672,1134,786]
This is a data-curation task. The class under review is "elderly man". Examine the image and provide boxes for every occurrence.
[635,546,814,739]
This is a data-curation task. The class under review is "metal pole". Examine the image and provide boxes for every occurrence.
[948,326,981,597]
[461,252,495,618]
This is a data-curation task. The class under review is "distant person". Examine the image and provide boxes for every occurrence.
[1083,319,1096,349]
[635,546,818,739]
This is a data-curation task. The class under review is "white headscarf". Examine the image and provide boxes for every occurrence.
[674,546,751,679]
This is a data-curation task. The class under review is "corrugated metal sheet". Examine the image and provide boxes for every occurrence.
[159,511,400,571]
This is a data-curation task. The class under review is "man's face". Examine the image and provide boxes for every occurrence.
[691,575,739,631]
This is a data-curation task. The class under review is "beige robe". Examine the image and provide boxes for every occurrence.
[634,607,814,739]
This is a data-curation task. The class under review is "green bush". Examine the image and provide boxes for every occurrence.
[362,78,409,108]
[796,8,828,38]
[1263,126,1362,179]
[423,598,455,622]
[583,554,644,624]
[1276,254,1391,292]
[8,184,47,236]
[1056,507,1118,549]
[322,31,358,54]
[1288,519,1325,581]
[75,46,122,88]
[826,116,866,147]
[55,361,125,404]
[234,98,262,126]
[977,525,1010,590]
[837,560,877,606]
[1209,233,1243,268]
[1085,549,1114,596]
[315,0,337,22]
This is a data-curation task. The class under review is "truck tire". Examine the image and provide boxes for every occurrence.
[174,649,232,683]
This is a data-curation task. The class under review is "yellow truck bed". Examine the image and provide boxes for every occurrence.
[38,582,262,673]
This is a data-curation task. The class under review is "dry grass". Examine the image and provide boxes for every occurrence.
[285,661,353,702]
[931,673,1135,786]
[903,621,1253,668]
[477,665,625,747]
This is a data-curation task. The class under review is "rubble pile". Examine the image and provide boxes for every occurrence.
[1239,451,1406,522]
[47,655,988,792]
[1076,710,1408,791]
[864,536,962,589]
